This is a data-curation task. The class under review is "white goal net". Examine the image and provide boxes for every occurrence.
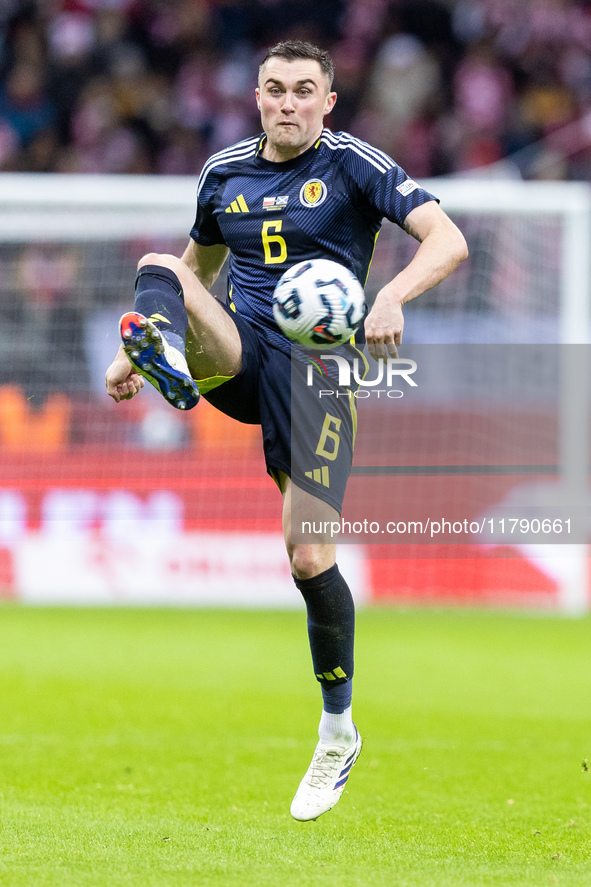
[0,173,588,611]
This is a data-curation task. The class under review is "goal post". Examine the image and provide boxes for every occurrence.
[430,179,591,616]
[0,173,588,611]
[3,173,589,338]
[368,177,591,615]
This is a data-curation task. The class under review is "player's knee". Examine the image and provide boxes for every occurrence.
[290,545,335,580]
[137,252,179,272]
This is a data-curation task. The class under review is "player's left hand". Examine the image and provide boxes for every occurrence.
[364,292,403,360]
[105,346,146,402]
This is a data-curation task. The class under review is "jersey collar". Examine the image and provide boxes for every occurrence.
[254,132,322,171]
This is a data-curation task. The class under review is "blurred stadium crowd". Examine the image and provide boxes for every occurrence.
[1,0,591,180]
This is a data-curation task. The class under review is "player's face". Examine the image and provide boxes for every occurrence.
[256,58,336,162]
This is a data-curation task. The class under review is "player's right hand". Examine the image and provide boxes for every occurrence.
[105,348,145,402]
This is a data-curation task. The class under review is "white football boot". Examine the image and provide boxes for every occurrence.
[290,725,362,821]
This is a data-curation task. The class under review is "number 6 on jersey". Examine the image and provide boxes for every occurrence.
[262,220,287,264]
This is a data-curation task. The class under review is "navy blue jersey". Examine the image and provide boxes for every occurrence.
[190,129,438,355]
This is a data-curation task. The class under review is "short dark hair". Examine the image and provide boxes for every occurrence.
[259,40,334,89]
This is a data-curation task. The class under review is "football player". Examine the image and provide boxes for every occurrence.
[106,40,467,821]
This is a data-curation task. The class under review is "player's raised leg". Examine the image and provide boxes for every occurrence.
[119,304,199,410]
[280,475,362,821]
[106,247,242,407]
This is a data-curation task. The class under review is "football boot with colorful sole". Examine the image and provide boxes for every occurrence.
[119,312,199,410]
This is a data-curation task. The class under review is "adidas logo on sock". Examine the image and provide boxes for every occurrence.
[316,666,347,682]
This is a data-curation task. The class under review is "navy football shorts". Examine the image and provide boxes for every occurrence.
[202,307,356,513]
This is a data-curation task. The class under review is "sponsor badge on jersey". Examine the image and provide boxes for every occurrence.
[396,179,419,197]
[300,179,327,207]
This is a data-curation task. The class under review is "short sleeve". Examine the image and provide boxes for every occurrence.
[329,133,439,228]
[366,165,439,228]
[189,167,226,247]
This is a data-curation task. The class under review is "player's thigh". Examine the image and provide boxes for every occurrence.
[280,473,337,579]
[138,252,242,378]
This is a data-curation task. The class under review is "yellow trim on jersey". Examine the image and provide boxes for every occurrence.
[228,284,236,312]
[348,390,358,448]
[341,230,379,444]
[364,230,380,286]
[345,228,379,346]
[347,344,369,447]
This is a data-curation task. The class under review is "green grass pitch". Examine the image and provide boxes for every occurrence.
[0,606,590,887]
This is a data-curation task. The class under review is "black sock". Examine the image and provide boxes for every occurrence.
[293,564,354,711]
[135,265,188,352]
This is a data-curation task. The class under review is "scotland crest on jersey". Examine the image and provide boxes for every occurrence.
[191,129,438,355]
[300,179,327,207]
